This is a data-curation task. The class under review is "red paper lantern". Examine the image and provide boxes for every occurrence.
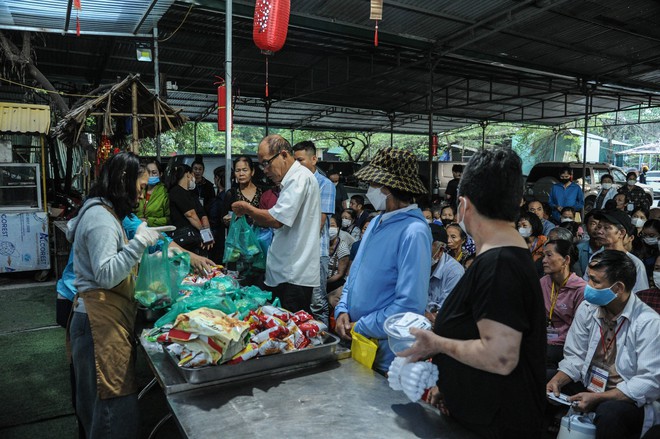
[216,81,233,132]
[253,0,290,97]
[431,134,438,156]
[253,0,290,54]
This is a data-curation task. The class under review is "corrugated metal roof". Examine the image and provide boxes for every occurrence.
[1,0,660,135]
[0,102,51,134]
[0,0,176,36]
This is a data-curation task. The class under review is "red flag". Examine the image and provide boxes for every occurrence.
[74,0,81,10]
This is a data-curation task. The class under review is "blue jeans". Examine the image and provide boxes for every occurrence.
[311,256,330,325]
[70,312,139,439]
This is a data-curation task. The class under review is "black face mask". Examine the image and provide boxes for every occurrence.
[442,218,453,226]
[560,177,570,183]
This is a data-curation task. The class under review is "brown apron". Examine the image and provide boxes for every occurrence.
[68,204,140,399]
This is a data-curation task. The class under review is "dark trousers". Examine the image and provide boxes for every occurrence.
[560,382,645,439]
[270,283,313,313]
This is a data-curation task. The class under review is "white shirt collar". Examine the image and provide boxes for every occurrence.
[380,203,418,223]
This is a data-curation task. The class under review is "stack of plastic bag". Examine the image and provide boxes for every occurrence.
[388,357,439,402]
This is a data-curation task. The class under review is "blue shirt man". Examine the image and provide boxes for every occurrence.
[293,141,335,325]
[548,167,584,222]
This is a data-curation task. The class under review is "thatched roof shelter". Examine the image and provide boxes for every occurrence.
[55,74,187,151]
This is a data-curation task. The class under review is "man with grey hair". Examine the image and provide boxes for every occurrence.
[547,226,574,242]
[232,135,321,313]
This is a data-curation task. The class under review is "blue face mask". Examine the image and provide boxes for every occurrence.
[148,176,160,185]
[583,284,617,306]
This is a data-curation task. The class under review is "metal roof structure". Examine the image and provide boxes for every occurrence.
[1,0,660,134]
[0,102,50,134]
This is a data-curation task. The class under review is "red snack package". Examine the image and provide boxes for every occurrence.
[291,310,313,324]
[250,325,289,343]
[227,343,259,364]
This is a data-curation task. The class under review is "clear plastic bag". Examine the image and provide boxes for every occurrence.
[135,241,173,309]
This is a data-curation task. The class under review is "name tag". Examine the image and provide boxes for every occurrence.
[547,326,560,342]
[587,365,609,393]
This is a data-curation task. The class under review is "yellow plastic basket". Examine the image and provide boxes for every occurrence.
[350,327,378,369]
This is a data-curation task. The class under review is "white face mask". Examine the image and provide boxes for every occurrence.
[341,218,352,228]
[188,179,196,191]
[427,219,433,224]
[332,182,338,187]
[601,183,612,190]
[628,179,637,186]
[458,199,468,235]
[518,227,532,238]
[328,227,339,240]
[366,185,388,211]
[561,217,573,223]
[654,271,660,289]
[632,217,646,228]
[643,236,658,246]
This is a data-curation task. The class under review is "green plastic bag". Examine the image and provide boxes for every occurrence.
[223,215,262,264]
[135,241,173,310]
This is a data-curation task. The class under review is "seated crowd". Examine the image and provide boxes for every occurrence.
[85,148,660,438]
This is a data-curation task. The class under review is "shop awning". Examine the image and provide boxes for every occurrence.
[615,142,660,155]
[0,102,51,134]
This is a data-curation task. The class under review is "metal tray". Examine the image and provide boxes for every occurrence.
[164,333,340,384]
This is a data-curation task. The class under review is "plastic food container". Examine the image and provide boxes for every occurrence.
[383,312,432,354]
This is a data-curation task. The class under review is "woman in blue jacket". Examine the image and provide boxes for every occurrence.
[334,147,432,374]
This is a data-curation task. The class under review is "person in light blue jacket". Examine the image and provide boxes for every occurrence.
[548,166,584,222]
[334,147,432,374]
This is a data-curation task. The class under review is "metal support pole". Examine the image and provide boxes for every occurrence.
[581,92,590,219]
[388,113,395,147]
[290,129,294,147]
[427,58,434,204]
[193,122,198,154]
[224,0,233,191]
[265,99,271,136]
[552,127,559,161]
[153,26,161,162]
[480,121,487,150]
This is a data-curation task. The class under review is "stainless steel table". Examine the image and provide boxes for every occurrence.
[140,338,478,439]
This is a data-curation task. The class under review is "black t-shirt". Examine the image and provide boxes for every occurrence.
[433,246,546,433]
[169,185,205,229]
[445,178,460,205]
[193,178,215,214]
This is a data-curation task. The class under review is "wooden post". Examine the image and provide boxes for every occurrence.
[132,81,139,153]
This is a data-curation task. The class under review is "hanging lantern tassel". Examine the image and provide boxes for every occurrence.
[370,0,383,47]
[265,56,269,98]
[74,0,82,36]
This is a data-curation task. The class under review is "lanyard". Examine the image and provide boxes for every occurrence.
[548,274,570,323]
[598,318,626,357]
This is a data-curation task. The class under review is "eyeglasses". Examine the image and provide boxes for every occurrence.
[259,151,281,170]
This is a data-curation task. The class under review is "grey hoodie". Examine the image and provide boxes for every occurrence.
[66,197,147,293]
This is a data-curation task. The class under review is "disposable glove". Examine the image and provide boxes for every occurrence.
[388,358,439,402]
[135,222,161,247]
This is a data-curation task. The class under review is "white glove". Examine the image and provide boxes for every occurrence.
[388,359,439,402]
[135,222,160,247]
[388,357,407,391]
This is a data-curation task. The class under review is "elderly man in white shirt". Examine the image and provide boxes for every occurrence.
[547,250,660,439]
[232,135,321,313]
